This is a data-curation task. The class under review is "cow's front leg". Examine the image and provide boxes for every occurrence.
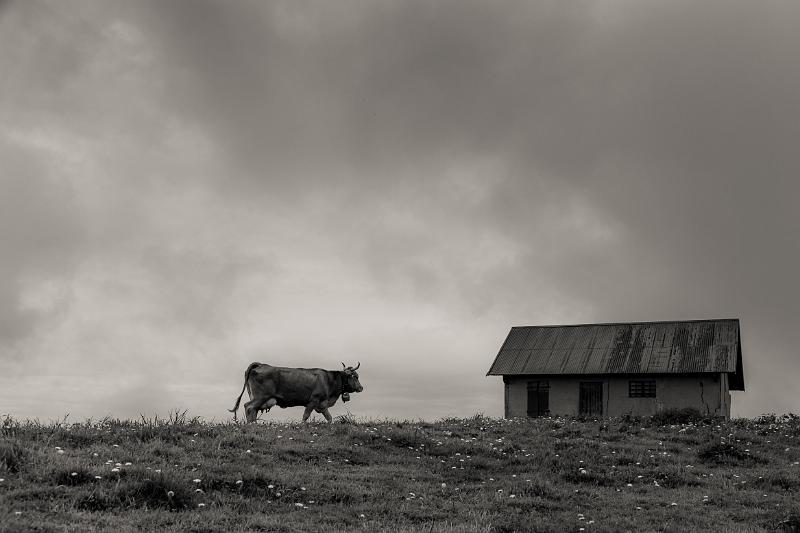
[302,406,314,422]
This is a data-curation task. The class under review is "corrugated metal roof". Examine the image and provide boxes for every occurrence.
[487,319,744,390]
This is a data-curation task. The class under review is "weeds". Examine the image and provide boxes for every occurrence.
[116,476,194,510]
[697,442,766,466]
[0,439,28,473]
[74,475,194,511]
[651,407,709,426]
[52,467,95,487]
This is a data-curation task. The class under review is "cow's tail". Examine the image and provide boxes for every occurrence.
[229,362,260,419]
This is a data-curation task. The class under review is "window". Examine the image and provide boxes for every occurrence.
[629,380,656,398]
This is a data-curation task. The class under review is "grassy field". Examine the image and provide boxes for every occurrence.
[1,411,799,532]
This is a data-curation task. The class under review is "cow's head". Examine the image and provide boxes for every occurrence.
[341,362,363,393]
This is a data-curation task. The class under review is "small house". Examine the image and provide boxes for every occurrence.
[486,319,744,419]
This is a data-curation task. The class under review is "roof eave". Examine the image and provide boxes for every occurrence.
[728,329,745,391]
[485,327,516,376]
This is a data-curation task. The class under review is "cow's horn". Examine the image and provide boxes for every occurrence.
[354,361,360,370]
[342,362,346,369]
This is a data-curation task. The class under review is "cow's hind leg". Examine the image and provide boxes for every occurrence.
[302,407,314,422]
[246,398,278,422]
[244,400,258,423]
[318,408,333,423]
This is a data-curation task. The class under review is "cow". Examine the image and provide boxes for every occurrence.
[229,362,363,423]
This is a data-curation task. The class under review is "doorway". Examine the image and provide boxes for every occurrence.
[579,382,603,416]
[527,381,549,417]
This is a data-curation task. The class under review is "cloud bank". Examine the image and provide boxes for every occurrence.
[1,0,799,420]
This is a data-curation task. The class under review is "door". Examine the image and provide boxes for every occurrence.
[527,381,549,417]
[579,382,603,416]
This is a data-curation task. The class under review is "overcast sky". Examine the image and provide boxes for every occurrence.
[2,0,799,422]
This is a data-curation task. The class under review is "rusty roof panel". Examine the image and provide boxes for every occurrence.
[597,326,618,348]
[545,350,569,373]
[487,349,517,374]
[588,348,610,373]
[531,327,558,350]
[501,328,529,350]
[487,319,743,386]
[714,322,737,345]
[509,350,533,373]
[647,346,673,373]
[711,345,730,372]
[569,327,594,351]
[552,329,575,350]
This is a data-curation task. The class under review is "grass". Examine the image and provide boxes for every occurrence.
[1,412,799,532]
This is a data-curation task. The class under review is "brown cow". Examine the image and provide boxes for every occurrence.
[229,362,363,422]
